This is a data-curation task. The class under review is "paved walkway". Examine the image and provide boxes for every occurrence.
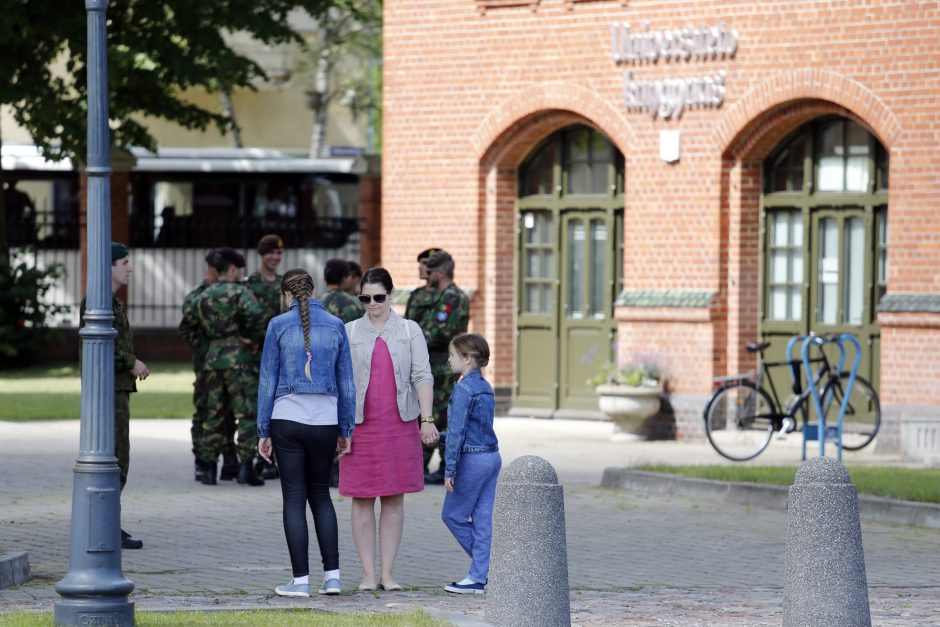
[2,418,939,625]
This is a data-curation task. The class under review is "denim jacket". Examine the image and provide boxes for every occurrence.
[257,298,356,438]
[346,309,433,424]
[444,369,499,478]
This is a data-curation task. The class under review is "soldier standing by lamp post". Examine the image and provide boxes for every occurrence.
[55,1,135,623]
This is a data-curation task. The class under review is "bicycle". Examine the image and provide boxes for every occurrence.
[703,334,881,461]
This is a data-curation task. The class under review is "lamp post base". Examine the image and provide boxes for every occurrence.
[54,597,134,626]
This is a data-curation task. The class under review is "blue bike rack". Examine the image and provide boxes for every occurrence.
[800,333,862,461]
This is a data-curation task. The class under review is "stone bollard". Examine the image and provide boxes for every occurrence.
[485,455,570,627]
[784,456,871,627]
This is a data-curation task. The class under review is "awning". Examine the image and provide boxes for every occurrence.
[0,144,367,175]
[1,145,74,172]
[129,147,367,175]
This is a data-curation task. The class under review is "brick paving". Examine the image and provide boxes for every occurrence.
[1,418,939,625]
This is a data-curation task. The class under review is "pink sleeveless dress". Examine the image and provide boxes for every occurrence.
[339,337,424,497]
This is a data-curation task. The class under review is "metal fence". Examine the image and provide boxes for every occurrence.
[13,206,361,329]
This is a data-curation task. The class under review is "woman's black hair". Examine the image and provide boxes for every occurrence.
[359,266,394,293]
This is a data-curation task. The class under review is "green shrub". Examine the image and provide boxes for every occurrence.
[0,251,67,368]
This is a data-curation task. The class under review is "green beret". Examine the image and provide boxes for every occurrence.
[111,242,129,263]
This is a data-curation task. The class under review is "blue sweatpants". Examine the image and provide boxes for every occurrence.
[441,451,502,584]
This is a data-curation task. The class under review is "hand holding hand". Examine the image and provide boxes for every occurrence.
[420,422,439,447]
[444,476,455,493]
[336,436,352,457]
[131,359,149,381]
[258,437,273,463]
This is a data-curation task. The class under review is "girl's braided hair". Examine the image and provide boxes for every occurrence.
[281,268,316,381]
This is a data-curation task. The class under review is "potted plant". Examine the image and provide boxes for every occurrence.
[588,355,665,437]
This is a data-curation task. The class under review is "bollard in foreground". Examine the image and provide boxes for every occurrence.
[783,456,871,627]
[485,455,570,627]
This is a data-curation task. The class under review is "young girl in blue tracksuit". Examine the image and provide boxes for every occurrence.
[440,333,501,595]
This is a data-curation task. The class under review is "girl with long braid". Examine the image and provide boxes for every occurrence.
[257,268,356,597]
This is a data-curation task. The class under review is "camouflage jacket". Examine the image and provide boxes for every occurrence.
[178,281,210,368]
[422,283,470,374]
[321,287,365,323]
[79,294,137,393]
[405,286,439,325]
[245,271,283,333]
[196,281,266,370]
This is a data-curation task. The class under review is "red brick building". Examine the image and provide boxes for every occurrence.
[382,0,940,460]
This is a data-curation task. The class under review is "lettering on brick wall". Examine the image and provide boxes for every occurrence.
[610,22,737,119]
[610,23,738,64]
[622,71,725,119]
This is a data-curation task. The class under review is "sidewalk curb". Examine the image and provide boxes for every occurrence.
[601,469,940,529]
[0,551,30,589]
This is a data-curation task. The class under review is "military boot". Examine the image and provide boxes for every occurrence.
[220,452,239,481]
[201,462,218,485]
[237,460,264,486]
[194,459,207,482]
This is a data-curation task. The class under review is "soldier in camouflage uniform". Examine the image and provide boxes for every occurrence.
[179,250,238,482]
[245,234,284,479]
[195,248,267,486]
[404,248,440,328]
[420,250,470,484]
[321,258,365,323]
[342,260,363,296]
[79,242,149,549]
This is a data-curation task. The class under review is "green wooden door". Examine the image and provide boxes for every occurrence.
[760,118,888,395]
[515,209,559,411]
[809,207,880,382]
[558,210,618,412]
[513,125,625,415]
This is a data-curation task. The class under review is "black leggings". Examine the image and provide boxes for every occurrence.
[271,419,340,576]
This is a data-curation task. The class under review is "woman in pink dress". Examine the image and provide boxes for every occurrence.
[340,267,438,591]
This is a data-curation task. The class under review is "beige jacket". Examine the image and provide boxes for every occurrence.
[345,309,433,424]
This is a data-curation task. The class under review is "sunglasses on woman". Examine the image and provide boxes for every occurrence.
[358,293,388,304]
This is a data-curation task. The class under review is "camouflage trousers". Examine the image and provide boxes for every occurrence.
[115,391,130,491]
[191,365,236,461]
[423,372,458,471]
[200,368,258,463]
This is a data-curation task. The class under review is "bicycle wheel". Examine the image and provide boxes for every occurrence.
[704,383,776,461]
[820,373,881,451]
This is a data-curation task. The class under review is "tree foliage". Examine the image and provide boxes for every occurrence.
[0,0,333,163]
[0,252,67,367]
[303,0,381,157]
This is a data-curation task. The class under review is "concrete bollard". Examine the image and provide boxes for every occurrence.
[784,456,871,627]
[485,455,570,627]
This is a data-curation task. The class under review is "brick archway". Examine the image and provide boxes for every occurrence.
[472,81,637,166]
[712,69,902,158]
[715,76,902,384]
[472,84,635,392]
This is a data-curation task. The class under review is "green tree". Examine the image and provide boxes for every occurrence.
[0,252,67,367]
[0,0,332,261]
[0,0,333,162]
[303,0,382,157]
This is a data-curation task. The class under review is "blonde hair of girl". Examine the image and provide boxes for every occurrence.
[281,268,316,381]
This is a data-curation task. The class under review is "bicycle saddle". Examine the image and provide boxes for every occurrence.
[746,341,771,353]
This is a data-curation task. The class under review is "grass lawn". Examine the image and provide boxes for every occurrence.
[0,363,195,420]
[0,609,449,626]
[635,464,940,504]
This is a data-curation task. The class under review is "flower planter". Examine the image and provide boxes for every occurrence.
[595,383,663,437]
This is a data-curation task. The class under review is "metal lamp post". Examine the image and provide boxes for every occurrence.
[54,1,135,624]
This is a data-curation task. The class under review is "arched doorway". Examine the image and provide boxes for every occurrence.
[760,117,888,394]
[514,124,624,415]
